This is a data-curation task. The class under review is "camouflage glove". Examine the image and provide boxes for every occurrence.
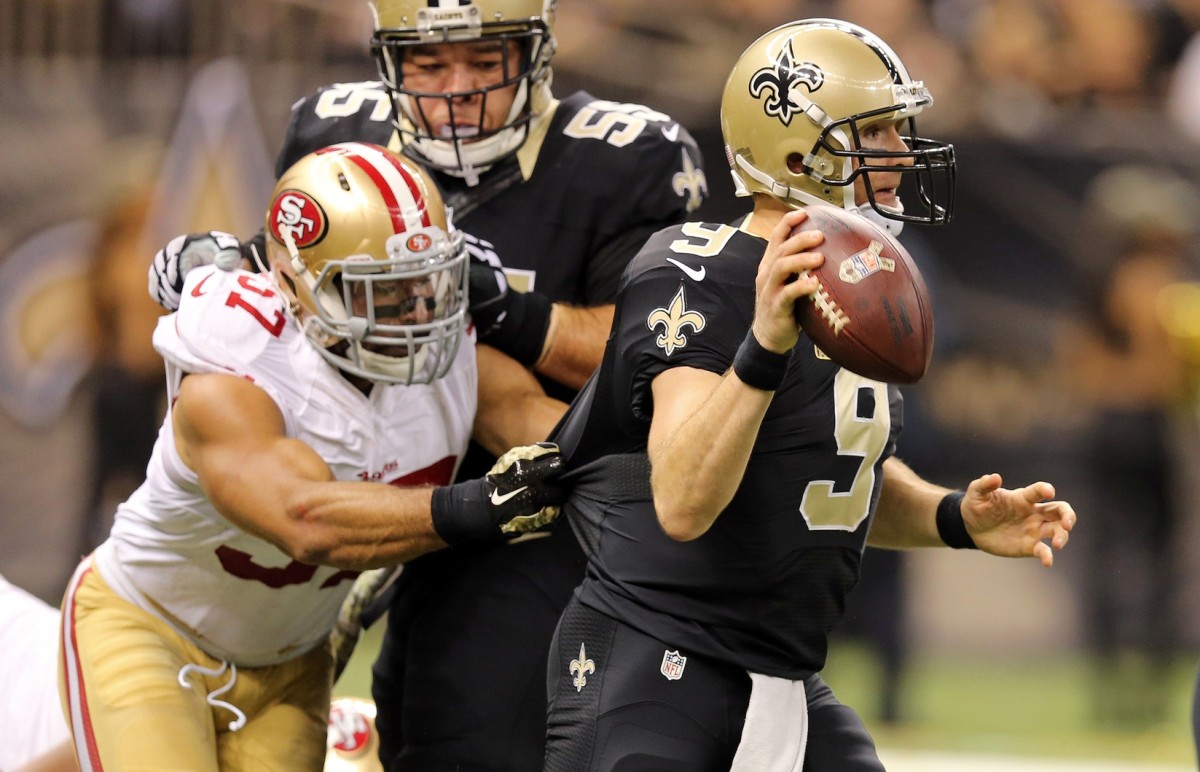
[148,231,245,311]
[330,566,399,680]
[430,442,566,544]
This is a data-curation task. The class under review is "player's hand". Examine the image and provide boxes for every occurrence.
[430,442,567,544]
[486,442,567,533]
[961,474,1077,568]
[463,235,553,366]
[149,231,245,311]
[752,208,825,354]
[467,247,512,339]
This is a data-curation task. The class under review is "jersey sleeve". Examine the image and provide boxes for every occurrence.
[154,266,301,436]
[274,81,396,178]
[611,235,751,421]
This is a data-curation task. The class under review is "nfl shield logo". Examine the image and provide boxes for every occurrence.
[660,649,687,680]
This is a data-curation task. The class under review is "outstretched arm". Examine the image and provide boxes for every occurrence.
[174,372,447,569]
[173,372,565,570]
[870,457,1076,567]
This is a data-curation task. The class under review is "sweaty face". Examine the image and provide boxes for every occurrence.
[851,119,914,212]
[400,40,523,142]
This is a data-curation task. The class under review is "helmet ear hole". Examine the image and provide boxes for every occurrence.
[786,153,807,175]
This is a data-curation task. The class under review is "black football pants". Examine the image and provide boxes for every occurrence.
[371,518,587,772]
[544,597,885,772]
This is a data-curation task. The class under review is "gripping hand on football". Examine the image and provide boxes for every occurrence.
[430,442,567,545]
[465,233,553,367]
[752,208,826,354]
[148,231,247,311]
[962,474,1077,568]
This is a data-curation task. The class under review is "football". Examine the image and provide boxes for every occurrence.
[792,204,934,384]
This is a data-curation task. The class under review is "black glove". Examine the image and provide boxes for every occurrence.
[148,231,248,311]
[430,442,567,545]
[465,235,553,367]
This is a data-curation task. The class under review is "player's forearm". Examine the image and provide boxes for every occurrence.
[534,304,614,390]
[274,482,447,569]
[650,372,772,541]
[474,343,568,456]
[474,394,563,457]
[868,457,949,549]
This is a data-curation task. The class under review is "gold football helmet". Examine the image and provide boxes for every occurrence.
[370,0,557,183]
[720,18,955,230]
[264,142,467,386]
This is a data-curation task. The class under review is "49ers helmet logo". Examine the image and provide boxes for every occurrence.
[269,190,327,249]
[407,232,433,253]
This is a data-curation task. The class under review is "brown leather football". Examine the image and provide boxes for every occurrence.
[792,204,934,384]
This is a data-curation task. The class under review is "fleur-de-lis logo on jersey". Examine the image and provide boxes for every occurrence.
[570,643,596,692]
[749,41,825,127]
[647,286,706,356]
[672,149,708,213]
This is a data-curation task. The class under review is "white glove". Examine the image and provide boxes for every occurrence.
[148,231,244,311]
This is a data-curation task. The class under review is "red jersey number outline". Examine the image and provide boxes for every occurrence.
[224,274,286,337]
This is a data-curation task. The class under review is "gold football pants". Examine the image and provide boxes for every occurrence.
[59,558,332,771]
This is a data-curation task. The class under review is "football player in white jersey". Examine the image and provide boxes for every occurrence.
[58,142,567,772]
[145,3,709,766]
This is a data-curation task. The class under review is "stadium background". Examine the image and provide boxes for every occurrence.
[3,0,1200,767]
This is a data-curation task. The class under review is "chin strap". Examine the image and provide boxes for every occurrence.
[854,202,905,237]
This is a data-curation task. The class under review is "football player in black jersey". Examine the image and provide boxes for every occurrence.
[147,1,706,769]
[543,19,1077,771]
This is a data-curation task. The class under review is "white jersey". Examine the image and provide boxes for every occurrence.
[94,266,476,666]
[0,573,71,769]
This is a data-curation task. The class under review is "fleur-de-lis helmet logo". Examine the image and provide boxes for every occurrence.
[749,40,825,127]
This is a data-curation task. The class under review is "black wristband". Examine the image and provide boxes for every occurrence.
[935,491,977,549]
[430,480,500,546]
[732,329,792,391]
[480,290,553,367]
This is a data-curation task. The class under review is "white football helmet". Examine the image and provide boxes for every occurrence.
[264,142,467,386]
[721,18,955,231]
[370,0,557,184]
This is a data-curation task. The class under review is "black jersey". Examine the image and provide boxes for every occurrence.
[552,221,904,680]
[276,81,706,313]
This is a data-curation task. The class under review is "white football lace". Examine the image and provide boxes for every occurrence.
[178,660,248,731]
[810,285,850,334]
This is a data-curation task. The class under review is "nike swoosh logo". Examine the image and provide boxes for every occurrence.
[666,257,705,281]
[490,485,528,506]
[191,272,213,297]
[661,124,680,142]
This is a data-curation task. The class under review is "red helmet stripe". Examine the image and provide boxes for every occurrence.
[370,147,433,229]
[321,143,432,232]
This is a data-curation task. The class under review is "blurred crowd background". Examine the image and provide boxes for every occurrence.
[5,0,1200,747]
